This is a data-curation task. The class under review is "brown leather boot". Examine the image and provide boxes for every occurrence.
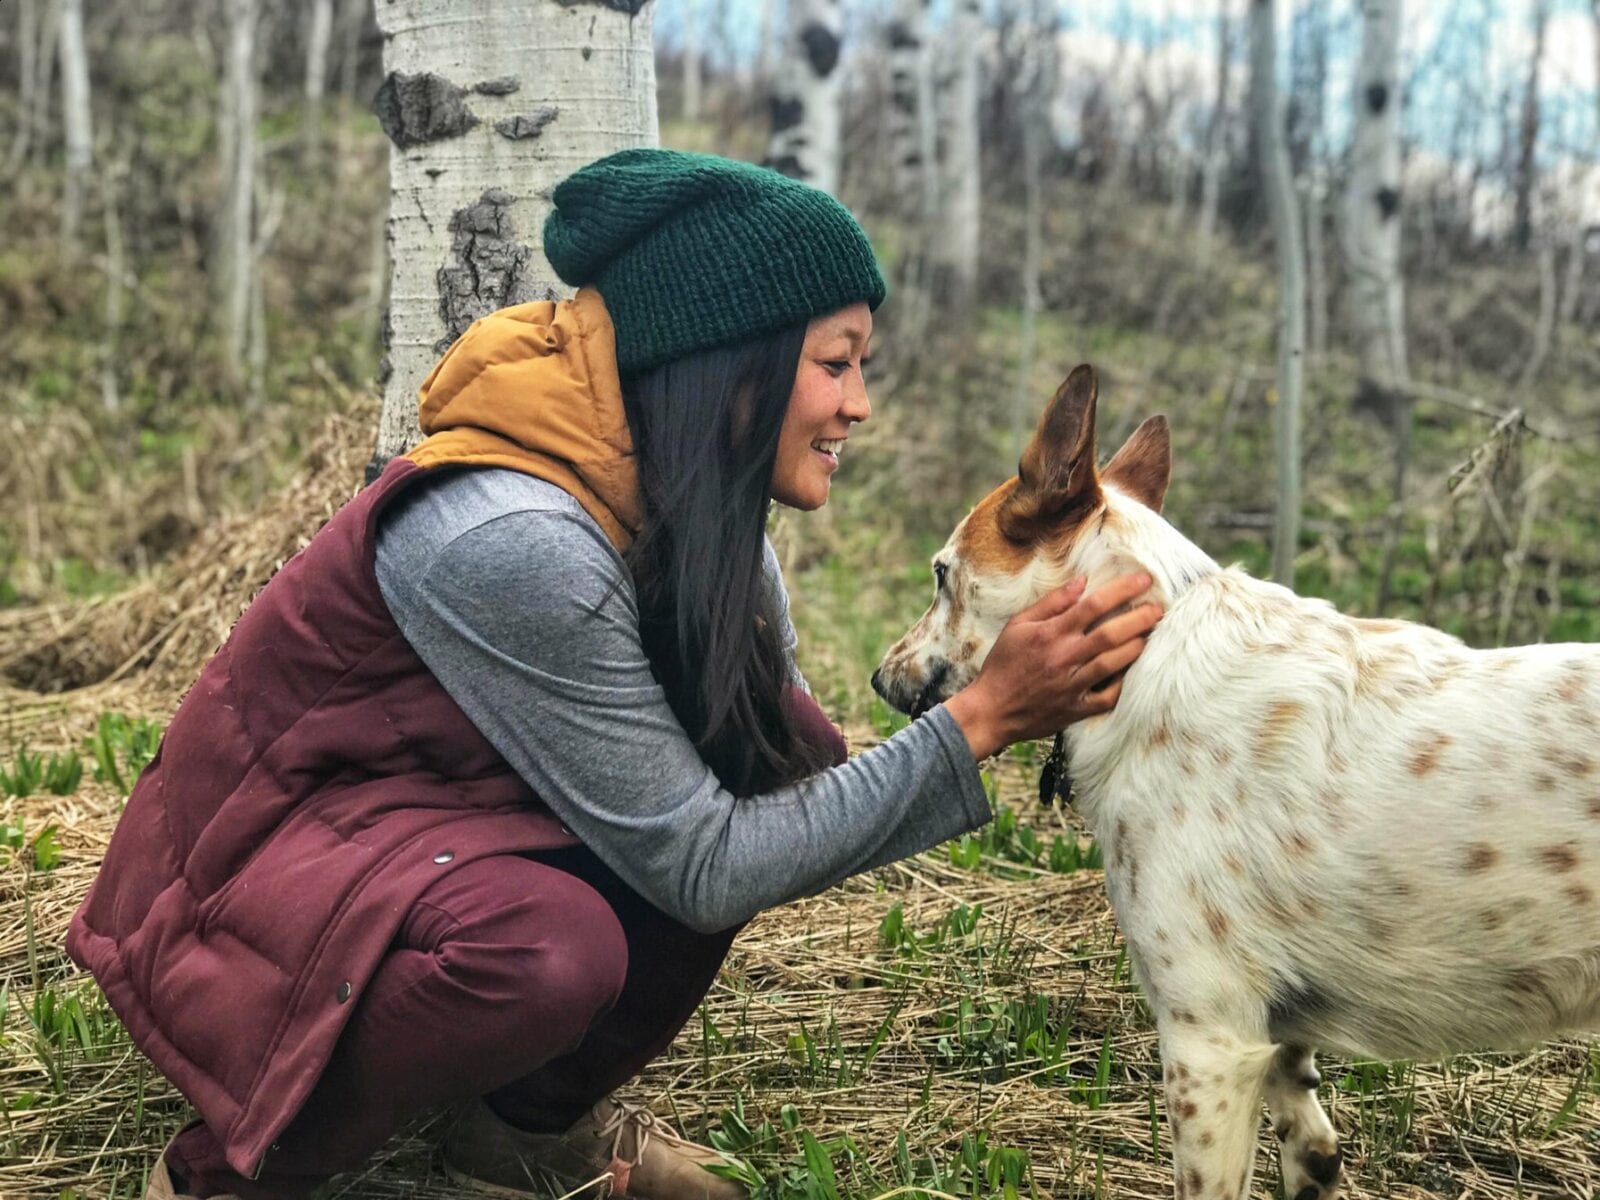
[143,1144,242,1200]
[442,1097,749,1200]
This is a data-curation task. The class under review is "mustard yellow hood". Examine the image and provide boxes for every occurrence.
[405,287,642,550]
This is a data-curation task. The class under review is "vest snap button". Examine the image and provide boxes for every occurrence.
[336,981,351,1003]
[433,850,455,864]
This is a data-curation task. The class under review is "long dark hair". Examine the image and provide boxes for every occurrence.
[622,326,833,797]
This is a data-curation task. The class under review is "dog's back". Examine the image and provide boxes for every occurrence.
[1072,562,1600,1061]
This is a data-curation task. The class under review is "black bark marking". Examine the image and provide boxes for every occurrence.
[434,189,541,354]
[1365,82,1388,114]
[800,22,841,76]
[374,71,479,149]
[887,22,919,50]
[1376,186,1401,219]
[769,95,804,133]
[764,153,807,180]
[494,106,559,140]
[558,0,650,13]
[473,76,521,95]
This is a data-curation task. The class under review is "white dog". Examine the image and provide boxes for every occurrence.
[874,365,1600,1200]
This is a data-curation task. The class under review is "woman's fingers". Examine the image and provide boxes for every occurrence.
[1057,602,1162,669]
[1016,575,1088,623]
[1054,571,1153,635]
[1072,635,1148,692]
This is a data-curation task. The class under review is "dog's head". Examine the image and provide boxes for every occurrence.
[872,364,1171,717]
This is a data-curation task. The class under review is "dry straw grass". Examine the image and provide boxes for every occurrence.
[1,411,1596,1199]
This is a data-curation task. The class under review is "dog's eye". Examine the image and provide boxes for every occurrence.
[933,562,948,591]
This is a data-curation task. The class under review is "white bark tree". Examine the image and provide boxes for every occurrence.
[886,0,935,221]
[214,0,259,384]
[7,0,38,170]
[1197,0,1232,249]
[1344,0,1408,402]
[765,0,842,195]
[1012,0,1055,465]
[370,0,659,474]
[682,0,703,122]
[933,0,981,305]
[1250,0,1305,587]
[1345,0,1410,610]
[57,0,91,249]
[303,0,335,166]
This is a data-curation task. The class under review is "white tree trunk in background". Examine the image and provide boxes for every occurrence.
[1250,0,1305,588]
[1012,0,1054,466]
[1344,0,1408,401]
[58,0,91,249]
[214,0,259,384]
[934,0,981,304]
[1197,0,1231,248]
[755,0,776,87]
[766,0,841,195]
[886,0,934,217]
[370,0,658,474]
[682,0,703,121]
[303,0,334,165]
[8,0,38,170]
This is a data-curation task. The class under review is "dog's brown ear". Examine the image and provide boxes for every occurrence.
[1000,364,1100,542]
[1103,415,1171,513]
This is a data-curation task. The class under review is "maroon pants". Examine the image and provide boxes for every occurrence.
[168,847,739,1200]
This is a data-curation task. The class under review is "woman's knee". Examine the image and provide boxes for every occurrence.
[407,855,630,1039]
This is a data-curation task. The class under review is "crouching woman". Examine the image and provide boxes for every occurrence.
[66,149,1160,1200]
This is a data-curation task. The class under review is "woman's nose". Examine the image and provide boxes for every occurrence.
[843,376,871,423]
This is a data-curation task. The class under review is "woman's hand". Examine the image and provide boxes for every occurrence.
[944,572,1162,760]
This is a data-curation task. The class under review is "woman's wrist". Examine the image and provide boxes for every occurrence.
[943,688,1008,762]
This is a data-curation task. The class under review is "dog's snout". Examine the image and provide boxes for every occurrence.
[870,667,885,698]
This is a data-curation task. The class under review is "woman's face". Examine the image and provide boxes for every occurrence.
[770,303,873,511]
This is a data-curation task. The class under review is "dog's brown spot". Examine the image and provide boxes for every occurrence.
[1463,843,1498,872]
[1565,883,1593,906]
[1198,1130,1214,1148]
[1559,756,1594,780]
[1587,796,1600,820]
[1175,1099,1198,1120]
[1216,1096,1228,1111]
[1538,843,1580,873]
[1223,852,1246,878]
[1209,800,1233,824]
[1409,732,1452,776]
[1479,908,1504,930]
[1276,829,1315,858]
[1171,1010,1199,1026]
[1255,700,1305,762]
[1204,906,1230,940]
[1556,664,1588,705]
[1184,1167,1203,1195]
[1172,802,1188,826]
[959,637,980,662]
[1149,725,1171,750]
[1535,772,1559,793]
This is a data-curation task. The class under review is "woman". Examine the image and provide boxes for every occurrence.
[66,149,1161,1200]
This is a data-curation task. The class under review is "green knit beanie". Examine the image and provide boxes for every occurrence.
[543,148,887,377]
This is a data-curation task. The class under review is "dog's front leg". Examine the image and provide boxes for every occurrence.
[1262,1044,1344,1200]
[1160,1027,1274,1200]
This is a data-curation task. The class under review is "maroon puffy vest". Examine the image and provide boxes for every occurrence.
[66,458,578,1178]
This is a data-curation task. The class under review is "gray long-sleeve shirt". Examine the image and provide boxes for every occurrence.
[374,468,991,933]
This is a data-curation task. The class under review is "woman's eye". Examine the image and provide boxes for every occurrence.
[823,360,851,376]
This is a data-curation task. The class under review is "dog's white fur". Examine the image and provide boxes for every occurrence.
[876,369,1600,1200]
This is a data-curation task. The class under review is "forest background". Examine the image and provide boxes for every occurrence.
[2,0,1599,1197]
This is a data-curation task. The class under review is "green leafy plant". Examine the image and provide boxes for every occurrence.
[84,713,164,795]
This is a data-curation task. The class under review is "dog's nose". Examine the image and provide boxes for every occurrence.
[870,668,885,698]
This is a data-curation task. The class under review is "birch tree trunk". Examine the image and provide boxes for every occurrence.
[682,0,703,122]
[370,0,658,476]
[1514,0,1549,251]
[214,0,259,384]
[28,0,60,169]
[765,0,841,195]
[886,0,935,219]
[933,0,981,306]
[7,0,38,170]
[58,0,91,250]
[1345,0,1410,609]
[1250,0,1305,587]
[1012,0,1054,466]
[1197,0,1231,250]
[303,0,334,167]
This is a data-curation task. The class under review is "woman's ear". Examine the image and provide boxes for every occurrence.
[999,364,1102,541]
